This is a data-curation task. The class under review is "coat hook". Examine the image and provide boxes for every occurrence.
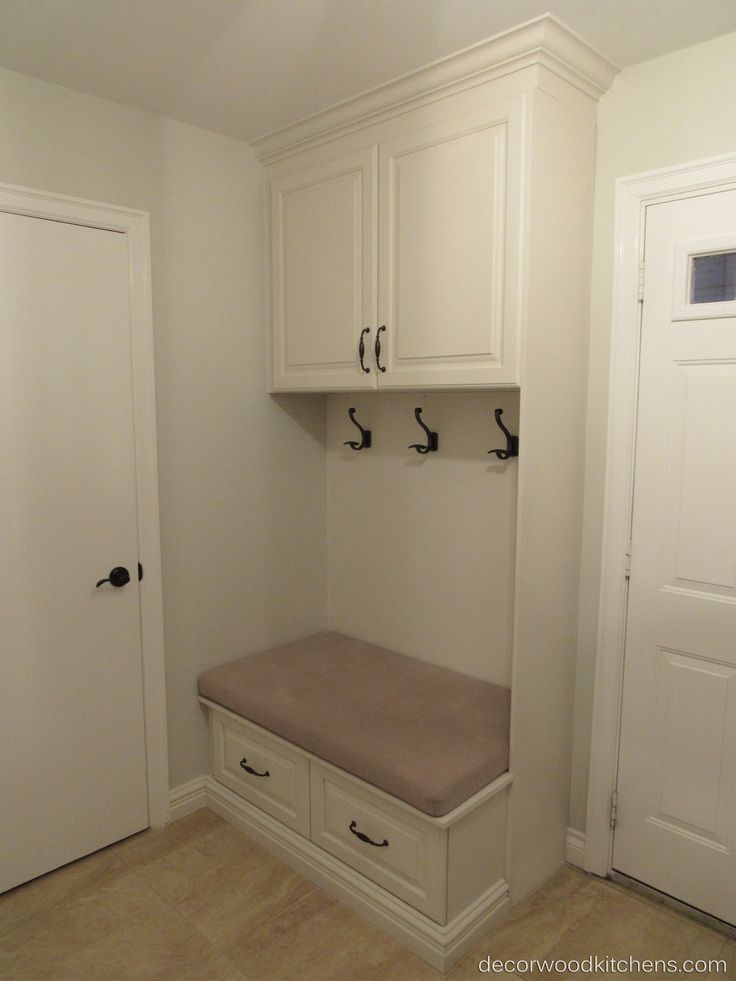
[409,407,438,454]
[488,408,519,459]
[343,407,371,450]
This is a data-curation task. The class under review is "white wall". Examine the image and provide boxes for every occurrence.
[0,67,328,790]
[570,29,736,832]
[326,391,518,686]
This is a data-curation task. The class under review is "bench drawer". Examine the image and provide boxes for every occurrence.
[309,762,446,922]
[211,708,310,836]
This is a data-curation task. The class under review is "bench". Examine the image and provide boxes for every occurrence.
[198,631,510,816]
[198,631,512,971]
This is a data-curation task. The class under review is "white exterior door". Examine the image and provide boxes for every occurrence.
[0,210,149,893]
[613,188,736,925]
[270,148,377,391]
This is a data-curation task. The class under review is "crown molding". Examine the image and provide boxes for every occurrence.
[252,14,618,165]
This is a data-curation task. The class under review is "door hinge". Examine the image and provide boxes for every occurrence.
[138,562,143,582]
[610,790,619,829]
[624,540,632,579]
[638,261,646,302]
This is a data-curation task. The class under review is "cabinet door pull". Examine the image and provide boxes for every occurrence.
[358,327,371,373]
[374,325,387,373]
[349,820,388,847]
[239,758,270,778]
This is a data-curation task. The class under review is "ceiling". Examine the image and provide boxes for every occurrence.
[0,0,734,143]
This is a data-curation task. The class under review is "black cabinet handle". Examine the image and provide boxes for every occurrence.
[239,758,270,778]
[374,325,387,373]
[349,820,388,848]
[358,327,371,373]
[96,566,131,588]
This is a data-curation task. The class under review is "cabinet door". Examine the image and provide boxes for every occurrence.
[377,96,523,388]
[270,148,377,391]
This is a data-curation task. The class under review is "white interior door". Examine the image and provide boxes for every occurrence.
[613,188,736,925]
[0,210,149,893]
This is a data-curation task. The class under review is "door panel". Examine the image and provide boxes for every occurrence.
[0,211,148,893]
[651,648,736,846]
[270,147,377,390]
[666,363,736,593]
[613,189,736,925]
[377,96,522,388]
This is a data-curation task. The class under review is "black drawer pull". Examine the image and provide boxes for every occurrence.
[239,757,270,778]
[349,820,388,848]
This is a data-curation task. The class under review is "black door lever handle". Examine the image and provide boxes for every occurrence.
[96,566,131,588]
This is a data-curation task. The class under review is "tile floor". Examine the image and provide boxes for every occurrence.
[0,810,733,980]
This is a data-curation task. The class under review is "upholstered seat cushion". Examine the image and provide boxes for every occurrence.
[198,631,510,817]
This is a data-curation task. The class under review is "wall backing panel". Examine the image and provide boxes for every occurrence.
[326,391,518,685]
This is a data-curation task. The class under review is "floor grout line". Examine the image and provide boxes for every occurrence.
[125,859,245,979]
[122,815,323,971]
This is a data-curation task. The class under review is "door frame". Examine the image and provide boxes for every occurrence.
[585,153,736,875]
[0,182,170,827]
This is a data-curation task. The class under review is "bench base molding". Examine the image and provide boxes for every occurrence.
[176,775,509,972]
[208,776,510,972]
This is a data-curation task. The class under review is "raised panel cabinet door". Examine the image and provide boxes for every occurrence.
[377,96,523,388]
[613,189,736,925]
[270,147,377,391]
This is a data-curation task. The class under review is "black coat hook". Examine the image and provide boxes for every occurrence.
[488,408,519,459]
[409,407,438,454]
[343,407,371,450]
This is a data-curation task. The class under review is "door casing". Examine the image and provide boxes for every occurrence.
[585,153,736,875]
[0,181,169,827]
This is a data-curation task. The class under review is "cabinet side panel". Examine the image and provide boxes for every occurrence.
[447,787,509,922]
[509,79,597,902]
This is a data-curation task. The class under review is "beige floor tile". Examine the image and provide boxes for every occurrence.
[225,886,421,981]
[473,866,598,965]
[0,867,250,981]
[714,941,735,979]
[361,943,450,981]
[453,967,524,981]
[110,808,224,871]
[138,822,316,946]
[0,845,128,940]
[134,820,264,902]
[686,925,730,969]
[479,868,729,979]
[3,817,735,981]
[450,947,525,980]
[178,949,249,981]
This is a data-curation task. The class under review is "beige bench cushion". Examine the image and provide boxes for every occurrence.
[198,632,510,817]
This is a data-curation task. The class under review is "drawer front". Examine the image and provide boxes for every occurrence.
[310,763,445,921]
[211,710,310,836]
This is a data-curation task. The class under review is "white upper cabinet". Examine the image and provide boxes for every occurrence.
[377,97,522,388]
[270,148,376,390]
[258,16,617,392]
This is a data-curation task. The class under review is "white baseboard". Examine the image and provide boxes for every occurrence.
[168,775,208,821]
[565,827,586,868]
[169,775,508,973]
